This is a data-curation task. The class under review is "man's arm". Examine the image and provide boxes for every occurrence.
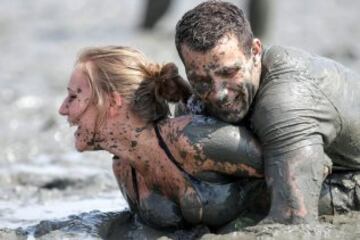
[165,115,264,178]
[252,80,336,223]
[262,144,329,223]
[172,94,264,177]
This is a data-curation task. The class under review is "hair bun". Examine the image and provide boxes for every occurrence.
[155,63,192,103]
[159,63,179,81]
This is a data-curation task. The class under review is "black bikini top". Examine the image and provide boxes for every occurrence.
[153,123,201,184]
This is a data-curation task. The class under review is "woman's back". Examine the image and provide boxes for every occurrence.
[113,114,265,227]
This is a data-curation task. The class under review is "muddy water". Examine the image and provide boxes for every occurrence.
[1,0,360,239]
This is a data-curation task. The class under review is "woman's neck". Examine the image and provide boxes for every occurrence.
[97,111,158,161]
[102,114,191,199]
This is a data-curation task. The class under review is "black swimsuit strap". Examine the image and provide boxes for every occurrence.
[153,123,193,179]
[131,166,139,204]
[154,124,200,184]
[154,123,208,224]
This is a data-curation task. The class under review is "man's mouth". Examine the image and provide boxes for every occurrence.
[221,102,234,110]
[217,95,241,109]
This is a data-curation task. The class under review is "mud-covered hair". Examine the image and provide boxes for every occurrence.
[175,0,254,58]
[76,46,191,125]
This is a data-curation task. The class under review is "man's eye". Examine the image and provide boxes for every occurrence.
[217,67,240,78]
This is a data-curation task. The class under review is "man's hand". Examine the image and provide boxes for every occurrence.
[261,144,330,224]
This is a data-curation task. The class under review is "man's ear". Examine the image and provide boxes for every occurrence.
[109,91,123,117]
[251,38,262,65]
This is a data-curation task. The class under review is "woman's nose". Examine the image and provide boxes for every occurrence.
[58,100,68,116]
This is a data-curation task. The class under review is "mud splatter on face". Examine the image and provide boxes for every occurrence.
[181,34,261,123]
[131,141,138,148]
[143,160,150,172]
[190,75,213,98]
[59,66,102,153]
[188,60,255,123]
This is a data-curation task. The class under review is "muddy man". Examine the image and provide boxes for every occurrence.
[175,1,360,224]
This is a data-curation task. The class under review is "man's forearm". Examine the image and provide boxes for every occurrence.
[263,144,331,224]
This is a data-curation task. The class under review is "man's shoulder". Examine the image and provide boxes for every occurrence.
[261,45,313,69]
[263,45,308,54]
[259,45,339,96]
[261,45,352,74]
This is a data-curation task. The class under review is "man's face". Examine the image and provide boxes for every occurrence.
[58,65,99,152]
[181,34,261,123]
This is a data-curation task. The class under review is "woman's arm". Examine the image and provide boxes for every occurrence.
[112,156,139,211]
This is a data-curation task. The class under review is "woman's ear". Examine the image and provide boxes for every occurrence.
[109,91,123,117]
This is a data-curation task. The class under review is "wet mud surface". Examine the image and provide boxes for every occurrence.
[1,0,360,239]
[2,211,360,239]
[200,213,360,240]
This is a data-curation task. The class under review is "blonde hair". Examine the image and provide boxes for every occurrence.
[76,46,191,125]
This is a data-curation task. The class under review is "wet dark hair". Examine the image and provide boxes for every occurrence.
[175,0,254,58]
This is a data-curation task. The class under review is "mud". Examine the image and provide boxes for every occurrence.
[3,211,360,240]
[184,117,262,171]
[200,213,360,240]
[2,0,360,239]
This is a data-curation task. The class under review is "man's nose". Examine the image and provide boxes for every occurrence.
[58,100,68,116]
[208,81,228,103]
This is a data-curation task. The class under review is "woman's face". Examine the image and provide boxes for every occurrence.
[59,65,99,152]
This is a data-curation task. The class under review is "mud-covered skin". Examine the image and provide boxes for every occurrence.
[112,131,360,230]
[112,115,265,228]
[60,45,265,229]
[183,44,360,224]
[113,159,267,229]
[251,46,360,223]
[159,115,263,179]
[112,157,186,228]
[111,113,360,228]
[182,115,262,174]
[181,35,261,124]
[59,66,99,152]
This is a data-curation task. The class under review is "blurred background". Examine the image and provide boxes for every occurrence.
[1,0,359,229]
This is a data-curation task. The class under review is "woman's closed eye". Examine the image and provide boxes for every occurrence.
[68,94,77,102]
